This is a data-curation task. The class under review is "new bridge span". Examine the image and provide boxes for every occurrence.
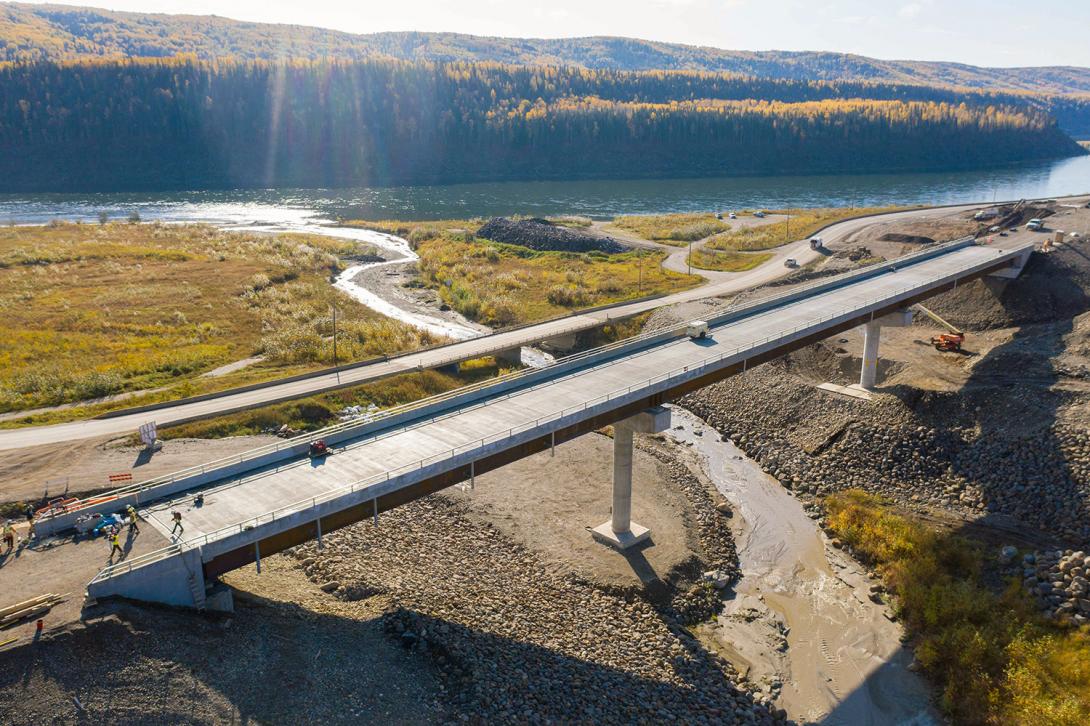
[72,236,1032,608]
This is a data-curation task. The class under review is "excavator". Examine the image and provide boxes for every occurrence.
[915,304,965,352]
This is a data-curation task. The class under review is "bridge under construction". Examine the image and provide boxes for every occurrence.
[39,236,1032,610]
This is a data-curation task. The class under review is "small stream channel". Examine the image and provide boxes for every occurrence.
[664,406,938,725]
[237,223,556,366]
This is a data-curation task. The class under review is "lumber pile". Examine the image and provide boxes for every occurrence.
[0,593,65,627]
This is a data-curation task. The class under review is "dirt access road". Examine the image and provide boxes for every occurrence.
[0,203,991,452]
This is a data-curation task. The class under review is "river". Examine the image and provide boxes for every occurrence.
[1,155,1089,224]
[665,407,938,725]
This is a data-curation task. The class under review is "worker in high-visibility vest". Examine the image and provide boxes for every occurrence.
[108,529,124,560]
[2,520,15,553]
[126,505,140,535]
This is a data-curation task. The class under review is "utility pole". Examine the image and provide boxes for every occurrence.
[786,214,790,243]
[331,303,338,367]
[688,240,693,275]
[637,247,643,295]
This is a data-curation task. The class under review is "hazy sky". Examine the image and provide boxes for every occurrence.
[25,0,1090,68]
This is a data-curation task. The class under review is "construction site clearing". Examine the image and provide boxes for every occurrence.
[0,199,1089,723]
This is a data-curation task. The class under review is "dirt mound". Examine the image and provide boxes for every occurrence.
[833,246,874,261]
[477,217,629,254]
[924,243,1090,330]
[879,233,934,245]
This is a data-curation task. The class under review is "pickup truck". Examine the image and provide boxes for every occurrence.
[1027,219,1044,231]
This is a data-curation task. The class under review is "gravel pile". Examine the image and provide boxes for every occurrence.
[477,217,629,254]
[291,492,781,724]
[1006,548,1090,626]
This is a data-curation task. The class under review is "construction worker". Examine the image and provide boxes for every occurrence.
[170,510,184,537]
[2,520,15,553]
[108,529,123,560]
[126,505,140,534]
[24,504,34,539]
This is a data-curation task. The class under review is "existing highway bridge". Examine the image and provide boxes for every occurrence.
[0,203,996,452]
[45,235,1033,609]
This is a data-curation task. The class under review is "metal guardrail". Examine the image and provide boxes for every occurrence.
[69,236,978,522]
[90,239,1023,583]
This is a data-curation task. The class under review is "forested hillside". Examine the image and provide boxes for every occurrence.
[4,3,1090,96]
[0,58,1082,192]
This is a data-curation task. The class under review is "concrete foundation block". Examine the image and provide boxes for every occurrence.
[817,382,874,401]
[591,520,651,550]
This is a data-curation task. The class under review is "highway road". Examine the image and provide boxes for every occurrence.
[0,203,988,451]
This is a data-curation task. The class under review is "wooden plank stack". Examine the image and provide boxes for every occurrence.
[0,593,66,628]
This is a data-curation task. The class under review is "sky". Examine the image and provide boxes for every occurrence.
[23,0,1090,68]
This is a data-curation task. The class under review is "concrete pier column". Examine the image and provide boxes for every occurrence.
[859,310,912,390]
[860,321,881,389]
[610,422,635,534]
[592,406,671,550]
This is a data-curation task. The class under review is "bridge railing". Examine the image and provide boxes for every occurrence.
[62,236,981,524]
[89,239,1022,584]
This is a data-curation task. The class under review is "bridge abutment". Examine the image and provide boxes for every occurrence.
[592,406,671,550]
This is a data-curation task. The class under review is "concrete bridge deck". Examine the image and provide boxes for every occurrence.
[83,237,1034,608]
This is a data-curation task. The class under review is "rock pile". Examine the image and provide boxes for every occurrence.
[291,494,779,723]
[476,217,629,254]
[1010,549,1090,625]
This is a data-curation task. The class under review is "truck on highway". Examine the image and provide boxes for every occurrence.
[1027,218,1044,231]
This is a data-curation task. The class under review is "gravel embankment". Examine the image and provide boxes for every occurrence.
[291,476,778,723]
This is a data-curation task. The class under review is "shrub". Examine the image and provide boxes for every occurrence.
[546,284,589,307]
[70,371,123,400]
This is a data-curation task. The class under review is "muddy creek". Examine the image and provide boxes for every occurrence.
[665,406,937,725]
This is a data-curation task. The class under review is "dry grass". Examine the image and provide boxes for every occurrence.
[0,222,439,416]
[686,248,772,272]
[413,234,700,326]
[609,213,729,245]
[705,207,907,252]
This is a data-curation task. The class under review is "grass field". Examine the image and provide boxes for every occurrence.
[416,236,699,326]
[0,222,439,419]
[609,213,730,245]
[686,248,772,272]
[348,220,697,327]
[705,207,906,252]
[825,490,1090,725]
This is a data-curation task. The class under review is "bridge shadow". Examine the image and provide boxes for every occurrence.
[0,592,778,724]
